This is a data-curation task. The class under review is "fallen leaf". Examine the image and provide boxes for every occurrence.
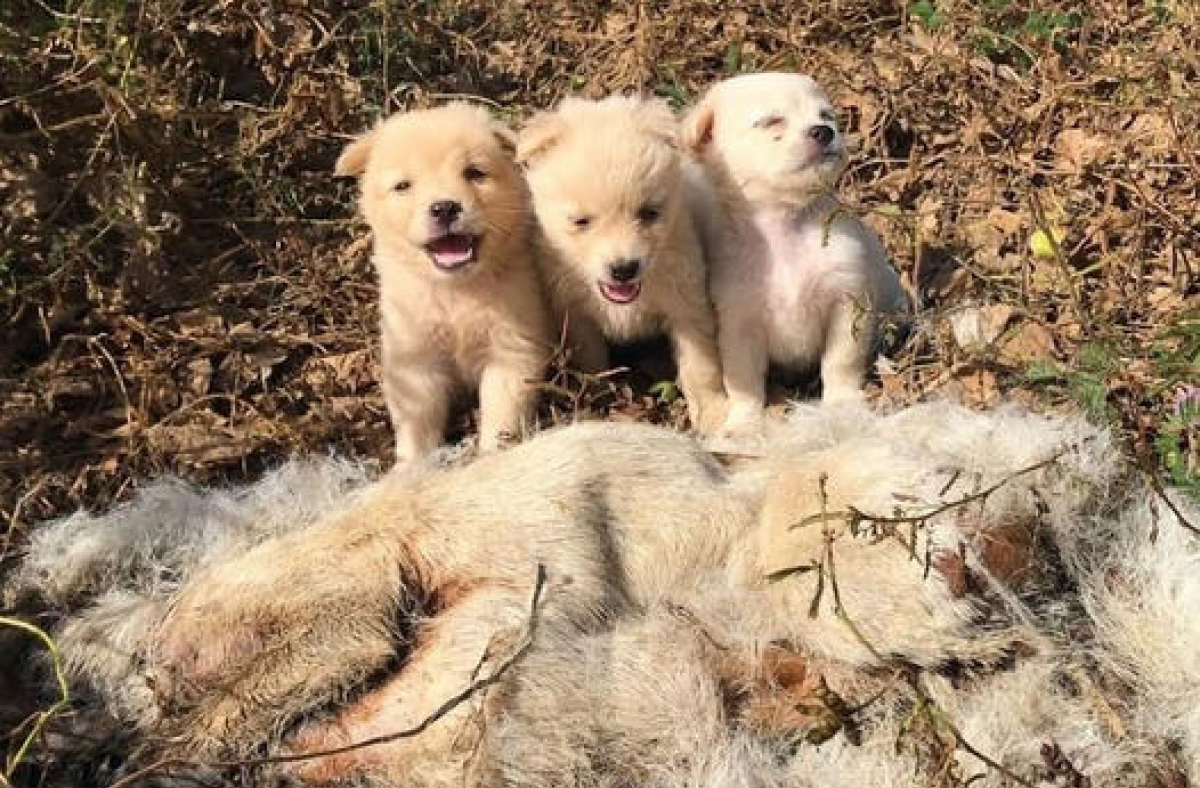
[999,321,1057,365]
[1055,128,1107,173]
[950,364,999,406]
[949,304,1015,353]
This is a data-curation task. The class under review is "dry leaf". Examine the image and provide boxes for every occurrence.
[174,310,225,336]
[950,365,1000,406]
[948,304,1015,353]
[999,321,1057,365]
[1055,128,1107,173]
[184,358,214,397]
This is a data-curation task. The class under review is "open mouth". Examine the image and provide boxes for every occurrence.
[598,281,642,304]
[424,234,479,271]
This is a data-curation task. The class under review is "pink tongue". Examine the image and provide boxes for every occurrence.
[601,282,640,303]
[427,235,474,267]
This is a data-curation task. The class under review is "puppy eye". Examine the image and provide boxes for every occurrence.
[753,115,786,131]
[463,165,487,183]
[819,109,837,123]
[636,204,661,225]
[393,179,412,193]
[570,215,592,230]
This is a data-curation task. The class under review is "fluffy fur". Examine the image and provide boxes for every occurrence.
[518,95,727,431]
[337,103,553,462]
[9,404,1199,787]
[684,73,908,430]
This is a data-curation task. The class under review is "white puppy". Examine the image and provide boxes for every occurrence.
[336,104,553,462]
[684,73,906,430]
[518,96,727,431]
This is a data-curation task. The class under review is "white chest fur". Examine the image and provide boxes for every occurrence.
[720,205,868,366]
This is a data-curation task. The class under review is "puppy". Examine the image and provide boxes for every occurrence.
[684,73,907,430]
[337,103,553,462]
[518,96,727,431]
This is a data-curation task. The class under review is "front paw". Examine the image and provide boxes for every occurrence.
[717,405,767,443]
[820,383,866,405]
[687,391,730,434]
[479,427,522,454]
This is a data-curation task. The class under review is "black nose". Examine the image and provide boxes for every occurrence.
[609,260,641,283]
[429,200,462,224]
[808,124,835,147]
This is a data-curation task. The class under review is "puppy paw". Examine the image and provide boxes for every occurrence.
[687,392,730,434]
[724,403,764,430]
[479,428,522,454]
[714,407,769,447]
[819,384,866,405]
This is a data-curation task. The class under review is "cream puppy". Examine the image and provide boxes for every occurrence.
[337,104,553,462]
[684,73,906,430]
[518,96,727,431]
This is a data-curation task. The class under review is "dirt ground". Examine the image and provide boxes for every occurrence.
[0,0,1196,780]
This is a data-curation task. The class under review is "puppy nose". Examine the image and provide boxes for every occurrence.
[807,125,835,147]
[429,200,462,224]
[609,260,641,283]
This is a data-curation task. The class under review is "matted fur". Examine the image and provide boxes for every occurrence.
[9,404,1199,787]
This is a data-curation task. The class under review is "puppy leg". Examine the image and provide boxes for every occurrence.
[819,296,874,404]
[564,312,609,373]
[285,584,535,784]
[668,305,728,433]
[383,358,455,463]
[717,306,769,434]
[478,351,543,452]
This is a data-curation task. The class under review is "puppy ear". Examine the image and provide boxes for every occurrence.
[637,98,681,150]
[681,97,715,155]
[491,123,518,155]
[335,129,377,177]
[516,111,566,167]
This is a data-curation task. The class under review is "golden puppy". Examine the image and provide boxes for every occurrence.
[684,73,907,431]
[337,104,553,462]
[517,96,727,431]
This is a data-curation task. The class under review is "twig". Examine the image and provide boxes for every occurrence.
[86,336,135,439]
[787,448,1067,565]
[427,93,507,112]
[794,478,1039,788]
[828,550,1036,788]
[845,450,1066,526]
[0,112,109,141]
[1144,473,1200,537]
[1111,396,1200,538]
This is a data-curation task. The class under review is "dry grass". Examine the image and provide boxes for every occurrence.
[0,1,1196,778]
